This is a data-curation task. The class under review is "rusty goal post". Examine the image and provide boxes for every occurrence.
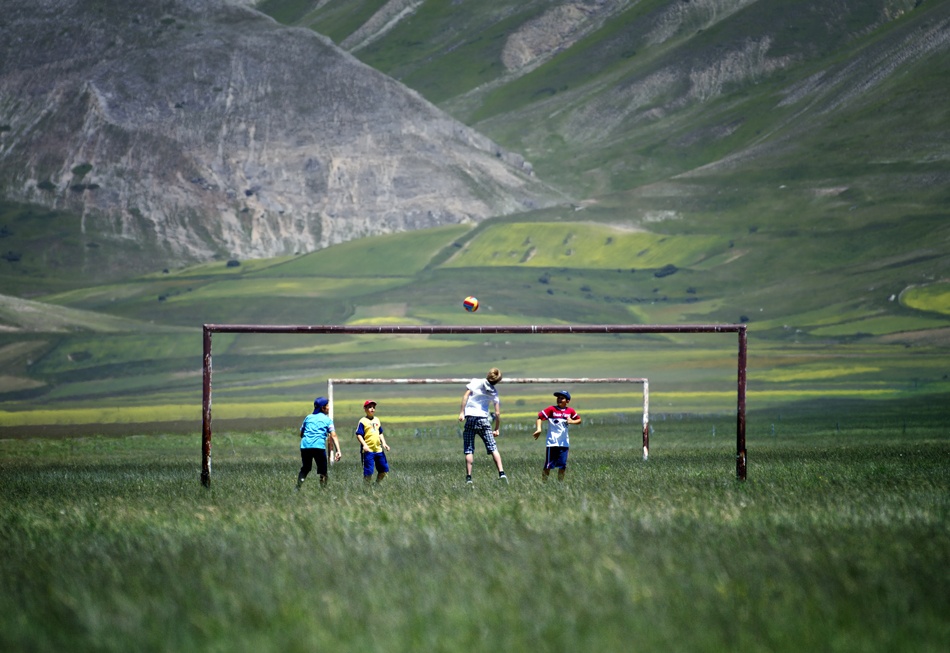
[201,323,747,486]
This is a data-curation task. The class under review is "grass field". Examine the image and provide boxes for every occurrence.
[2,400,947,652]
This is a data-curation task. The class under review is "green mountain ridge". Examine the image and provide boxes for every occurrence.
[285,0,948,193]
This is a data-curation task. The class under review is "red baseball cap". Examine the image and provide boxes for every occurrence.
[363,400,377,408]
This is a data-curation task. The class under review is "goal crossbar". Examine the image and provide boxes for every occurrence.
[201,323,747,486]
[327,376,650,460]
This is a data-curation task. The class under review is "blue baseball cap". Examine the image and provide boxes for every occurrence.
[553,390,571,400]
[314,396,330,408]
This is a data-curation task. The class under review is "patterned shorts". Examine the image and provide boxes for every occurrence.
[463,416,497,454]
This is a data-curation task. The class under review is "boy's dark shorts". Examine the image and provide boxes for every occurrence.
[300,447,329,476]
[362,450,390,476]
[544,446,569,470]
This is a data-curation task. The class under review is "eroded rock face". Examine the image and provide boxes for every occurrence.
[501,1,620,73]
[0,0,560,268]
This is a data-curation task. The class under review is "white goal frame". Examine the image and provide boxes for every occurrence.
[327,375,650,458]
[201,323,748,486]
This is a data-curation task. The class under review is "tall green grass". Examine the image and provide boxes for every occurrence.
[2,407,947,652]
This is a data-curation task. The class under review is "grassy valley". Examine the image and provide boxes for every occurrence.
[1,211,948,435]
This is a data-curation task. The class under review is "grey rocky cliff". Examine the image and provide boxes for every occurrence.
[0,0,562,268]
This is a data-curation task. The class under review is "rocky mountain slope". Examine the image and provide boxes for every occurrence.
[2,0,948,286]
[0,0,560,273]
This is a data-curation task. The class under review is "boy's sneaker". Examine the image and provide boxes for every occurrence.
[499,472,509,484]
[295,477,303,490]
[465,475,473,486]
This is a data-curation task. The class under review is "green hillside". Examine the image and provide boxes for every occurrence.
[2,210,948,433]
[270,0,948,194]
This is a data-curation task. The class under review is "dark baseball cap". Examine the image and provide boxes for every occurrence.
[314,396,330,408]
[553,390,571,400]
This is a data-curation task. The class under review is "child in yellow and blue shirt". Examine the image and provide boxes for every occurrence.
[355,400,390,484]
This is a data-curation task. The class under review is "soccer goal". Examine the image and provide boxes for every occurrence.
[327,375,650,457]
[201,323,747,486]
